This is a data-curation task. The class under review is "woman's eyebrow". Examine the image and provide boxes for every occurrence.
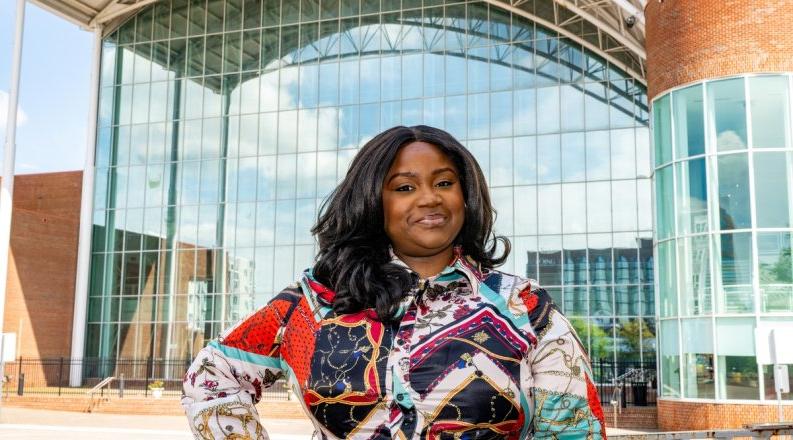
[386,171,417,183]
[387,168,457,183]
[432,167,457,176]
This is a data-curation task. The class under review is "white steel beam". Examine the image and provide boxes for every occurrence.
[488,0,646,85]
[69,25,103,385]
[89,0,159,28]
[0,0,26,401]
[555,0,646,60]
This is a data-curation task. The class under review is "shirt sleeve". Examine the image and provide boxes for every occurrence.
[523,288,607,439]
[181,287,301,439]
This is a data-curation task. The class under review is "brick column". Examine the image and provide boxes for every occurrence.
[646,0,793,100]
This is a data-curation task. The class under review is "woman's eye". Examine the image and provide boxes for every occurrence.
[395,184,413,192]
[436,180,454,187]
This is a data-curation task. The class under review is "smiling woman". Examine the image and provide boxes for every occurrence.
[182,125,606,439]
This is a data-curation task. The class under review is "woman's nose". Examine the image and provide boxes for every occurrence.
[417,187,442,206]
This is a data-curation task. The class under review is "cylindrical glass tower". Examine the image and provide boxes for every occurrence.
[653,74,793,401]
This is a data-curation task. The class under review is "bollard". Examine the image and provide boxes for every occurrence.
[119,373,124,399]
[17,372,24,396]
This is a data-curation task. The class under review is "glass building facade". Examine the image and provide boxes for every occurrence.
[654,74,793,401]
[87,0,654,373]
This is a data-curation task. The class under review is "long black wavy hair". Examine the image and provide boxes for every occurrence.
[311,125,510,321]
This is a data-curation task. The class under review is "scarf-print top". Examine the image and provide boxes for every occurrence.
[182,251,606,439]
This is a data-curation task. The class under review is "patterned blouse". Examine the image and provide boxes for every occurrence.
[182,250,606,439]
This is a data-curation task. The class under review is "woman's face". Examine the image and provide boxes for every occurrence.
[382,141,465,260]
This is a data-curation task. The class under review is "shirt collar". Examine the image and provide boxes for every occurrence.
[304,246,486,316]
[388,245,485,285]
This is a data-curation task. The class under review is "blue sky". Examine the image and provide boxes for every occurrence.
[0,1,91,174]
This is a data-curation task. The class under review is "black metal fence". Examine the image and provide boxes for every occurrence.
[592,358,657,407]
[1,357,289,400]
[2,357,655,406]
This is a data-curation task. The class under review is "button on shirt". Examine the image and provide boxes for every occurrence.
[182,251,606,439]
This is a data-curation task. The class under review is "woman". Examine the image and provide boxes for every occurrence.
[182,126,606,439]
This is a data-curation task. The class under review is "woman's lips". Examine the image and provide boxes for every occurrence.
[415,213,447,227]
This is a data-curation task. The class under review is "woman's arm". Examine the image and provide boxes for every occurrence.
[524,289,607,439]
[181,287,302,439]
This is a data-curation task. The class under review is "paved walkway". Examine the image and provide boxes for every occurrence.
[0,406,657,439]
[0,406,315,439]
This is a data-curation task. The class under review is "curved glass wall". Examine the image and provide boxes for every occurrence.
[654,74,793,401]
[87,0,652,371]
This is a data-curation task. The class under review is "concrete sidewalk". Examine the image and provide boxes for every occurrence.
[0,406,315,439]
[0,406,657,439]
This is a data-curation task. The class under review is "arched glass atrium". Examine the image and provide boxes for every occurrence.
[654,74,793,401]
[87,0,653,369]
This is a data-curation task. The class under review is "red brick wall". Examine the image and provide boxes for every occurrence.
[646,0,793,100]
[2,171,82,359]
[658,399,793,431]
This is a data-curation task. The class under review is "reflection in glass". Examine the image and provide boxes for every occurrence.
[653,94,672,166]
[658,240,677,317]
[758,232,793,312]
[708,78,747,151]
[678,235,712,316]
[675,158,708,234]
[672,84,704,158]
[749,76,790,149]
[717,232,753,313]
[754,152,792,228]
[681,318,714,398]
[717,153,750,230]
[715,318,758,400]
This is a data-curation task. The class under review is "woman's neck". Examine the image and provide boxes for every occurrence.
[395,247,455,279]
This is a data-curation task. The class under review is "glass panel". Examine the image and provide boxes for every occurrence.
[754,152,793,228]
[715,319,757,397]
[537,185,561,235]
[590,317,614,362]
[652,94,672,166]
[611,179,636,232]
[586,130,610,181]
[655,165,675,240]
[537,135,560,184]
[708,78,748,151]
[717,153,751,230]
[749,76,790,149]
[615,246,639,285]
[658,240,677,317]
[758,232,793,312]
[681,318,714,398]
[588,234,612,285]
[562,183,586,234]
[672,84,705,158]
[565,286,588,317]
[717,232,754,313]
[615,317,642,361]
[611,128,636,180]
[586,181,611,233]
[678,235,712,316]
[561,132,585,182]
[675,158,708,235]
[763,364,793,400]
[538,236,562,287]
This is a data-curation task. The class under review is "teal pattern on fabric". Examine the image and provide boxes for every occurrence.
[208,340,283,370]
[532,390,605,439]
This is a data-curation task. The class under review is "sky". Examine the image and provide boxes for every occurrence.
[0,1,91,174]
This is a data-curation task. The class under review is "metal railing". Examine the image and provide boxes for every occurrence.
[592,358,658,407]
[1,357,289,400]
[3,356,656,406]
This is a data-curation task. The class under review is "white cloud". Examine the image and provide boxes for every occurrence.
[0,90,28,134]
